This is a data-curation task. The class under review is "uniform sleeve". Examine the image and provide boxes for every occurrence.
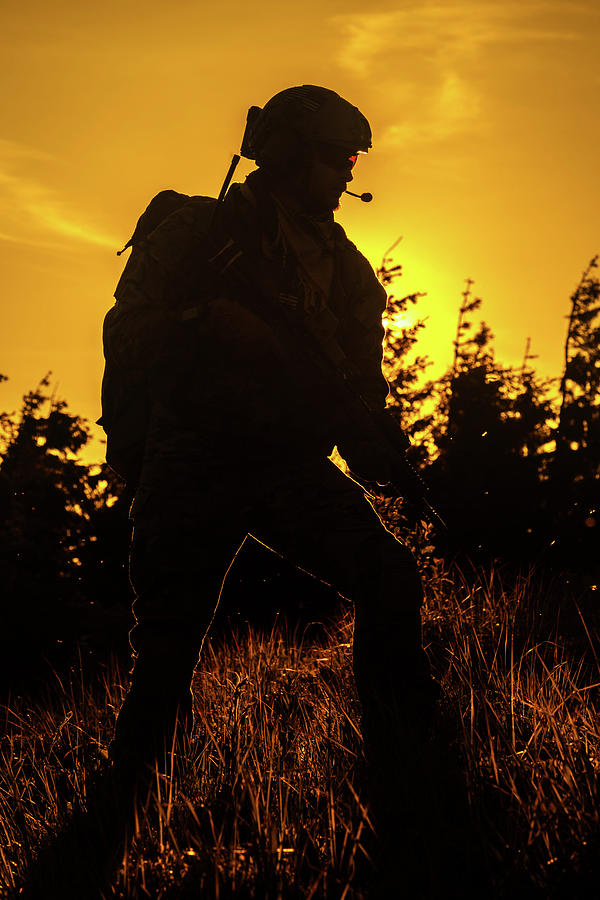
[336,237,389,412]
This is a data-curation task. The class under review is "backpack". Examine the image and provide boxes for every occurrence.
[98,177,388,486]
[97,190,218,485]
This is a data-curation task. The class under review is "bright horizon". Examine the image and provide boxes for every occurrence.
[1,0,598,462]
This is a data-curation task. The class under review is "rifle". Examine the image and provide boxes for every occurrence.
[354,406,448,534]
[204,191,448,533]
[298,307,449,534]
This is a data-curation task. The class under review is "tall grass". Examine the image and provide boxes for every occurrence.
[2,563,599,898]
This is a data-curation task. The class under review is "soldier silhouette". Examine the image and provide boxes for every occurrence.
[102,85,438,785]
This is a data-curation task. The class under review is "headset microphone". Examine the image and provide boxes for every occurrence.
[345,190,373,203]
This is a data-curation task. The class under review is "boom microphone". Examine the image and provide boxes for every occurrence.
[345,190,373,202]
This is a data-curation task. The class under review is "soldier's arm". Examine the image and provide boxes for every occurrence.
[337,239,389,411]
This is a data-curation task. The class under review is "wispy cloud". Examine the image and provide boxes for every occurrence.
[382,70,481,146]
[0,138,117,250]
[0,138,56,163]
[332,2,587,148]
[0,229,66,251]
[334,3,581,75]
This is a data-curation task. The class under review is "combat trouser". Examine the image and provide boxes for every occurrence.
[110,455,436,769]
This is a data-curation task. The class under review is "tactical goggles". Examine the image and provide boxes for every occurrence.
[314,143,359,171]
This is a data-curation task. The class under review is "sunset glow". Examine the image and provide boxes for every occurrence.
[1,0,598,460]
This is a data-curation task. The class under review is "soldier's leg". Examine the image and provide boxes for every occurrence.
[251,459,437,741]
[252,459,440,890]
[111,489,245,770]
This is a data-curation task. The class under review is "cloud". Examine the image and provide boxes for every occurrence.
[381,70,481,146]
[0,139,117,250]
[334,3,581,75]
[0,138,56,163]
[332,2,586,148]
[0,229,66,251]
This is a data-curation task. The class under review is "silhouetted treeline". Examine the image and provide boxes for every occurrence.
[1,254,598,675]
[377,253,599,574]
[0,375,132,684]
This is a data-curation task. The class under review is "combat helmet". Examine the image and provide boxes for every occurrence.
[217,85,371,201]
[244,85,372,169]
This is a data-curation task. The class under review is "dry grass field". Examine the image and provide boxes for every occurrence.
[2,559,600,899]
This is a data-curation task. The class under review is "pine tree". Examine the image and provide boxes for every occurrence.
[552,256,600,562]
[426,282,555,559]
[0,375,126,680]
[377,240,434,467]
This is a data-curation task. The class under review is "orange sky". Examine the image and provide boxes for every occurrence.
[1,0,599,462]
